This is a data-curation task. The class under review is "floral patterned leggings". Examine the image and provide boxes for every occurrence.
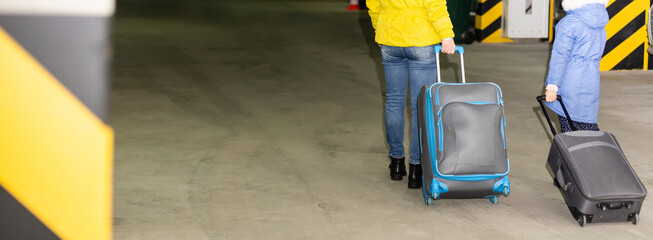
[558,116,600,133]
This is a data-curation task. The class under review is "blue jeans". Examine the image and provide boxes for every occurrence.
[381,45,437,165]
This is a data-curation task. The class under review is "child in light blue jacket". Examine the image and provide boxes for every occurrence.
[544,0,609,132]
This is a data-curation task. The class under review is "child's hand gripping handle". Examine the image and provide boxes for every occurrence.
[536,95,577,136]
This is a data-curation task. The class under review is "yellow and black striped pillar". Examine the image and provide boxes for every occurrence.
[650,0,653,70]
[475,0,513,43]
[0,1,114,239]
[601,0,651,71]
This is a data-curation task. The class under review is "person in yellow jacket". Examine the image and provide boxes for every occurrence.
[368,0,456,189]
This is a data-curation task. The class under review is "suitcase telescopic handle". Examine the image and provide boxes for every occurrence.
[434,46,465,83]
[536,95,577,135]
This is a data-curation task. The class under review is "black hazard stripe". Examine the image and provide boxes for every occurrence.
[603,11,646,57]
[0,15,111,123]
[475,0,502,41]
[479,17,502,40]
[0,185,60,239]
[613,44,645,70]
[477,0,501,16]
[606,0,633,18]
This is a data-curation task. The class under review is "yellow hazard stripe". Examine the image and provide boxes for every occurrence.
[0,27,112,240]
[600,0,650,71]
[481,28,509,43]
[475,0,512,43]
[605,1,642,39]
[480,3,503,30]
[549,0,554,42]
[645,2,650,70]
[601,26,647,71]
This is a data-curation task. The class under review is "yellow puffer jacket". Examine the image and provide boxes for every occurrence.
[367,0,455,47]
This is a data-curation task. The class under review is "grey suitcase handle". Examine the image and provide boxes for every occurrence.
[536,95,577,135]
[434,46,465,83]
[556,168,570,191]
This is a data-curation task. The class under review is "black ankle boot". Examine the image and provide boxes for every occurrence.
[408,163,422,189]
[389,157,406,181]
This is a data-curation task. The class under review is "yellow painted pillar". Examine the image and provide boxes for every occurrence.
[475,0,513,43]
[600,0,650,71]
[0,1,114,239]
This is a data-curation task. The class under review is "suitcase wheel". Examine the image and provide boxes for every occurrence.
[490,196,498,204]
[630,213,639,225]
[577,215,587,227]
[425,197,433,205]
[501,186,510,197]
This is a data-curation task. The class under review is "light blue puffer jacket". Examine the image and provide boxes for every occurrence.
[545,3,608,123]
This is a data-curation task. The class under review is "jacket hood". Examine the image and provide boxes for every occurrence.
[565,1,609,29]
[562,0,609,11]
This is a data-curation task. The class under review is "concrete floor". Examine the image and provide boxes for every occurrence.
[110,1,653,239]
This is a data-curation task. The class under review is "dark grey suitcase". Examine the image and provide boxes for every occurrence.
[537,95,647,227]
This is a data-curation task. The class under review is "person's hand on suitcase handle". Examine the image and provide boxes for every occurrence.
[434,44,462,55]
[537,94,576,134]
[545,90,557,102]
[545,84,558,102]
[441,38,456,55]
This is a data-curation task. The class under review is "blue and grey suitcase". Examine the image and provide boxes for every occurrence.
[537,95,647,227]
[417,46,510,205]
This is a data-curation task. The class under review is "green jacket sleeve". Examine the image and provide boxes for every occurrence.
[424,0,455,39]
